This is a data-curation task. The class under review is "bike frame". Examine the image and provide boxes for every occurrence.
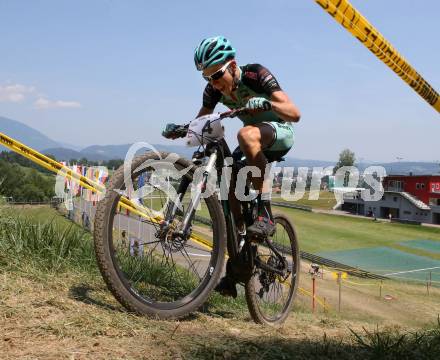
[161,109,289,278]
[162,138,241,259]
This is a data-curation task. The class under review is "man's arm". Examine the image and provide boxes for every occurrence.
[270,91,301,123]
[198,83,221,118]
[243,64,300,123]
[196,106,214,118]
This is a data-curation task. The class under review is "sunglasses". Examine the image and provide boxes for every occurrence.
[202,60,233,82]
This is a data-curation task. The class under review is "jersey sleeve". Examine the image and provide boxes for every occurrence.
[242,64,282,96]
[202,83,222,109]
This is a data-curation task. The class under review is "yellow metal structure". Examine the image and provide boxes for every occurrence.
[1,131,161,220]
[0,131,218,252]
[315,0,440,113]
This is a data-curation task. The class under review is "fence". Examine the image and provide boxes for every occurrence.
[3,199,61,206]
[298,264,440,318]
[272,201,312,212]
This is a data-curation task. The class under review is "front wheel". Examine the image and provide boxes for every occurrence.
[93,151,226,319]
[245,214,300,325]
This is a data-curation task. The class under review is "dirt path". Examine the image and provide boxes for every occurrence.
[2,260,439,359]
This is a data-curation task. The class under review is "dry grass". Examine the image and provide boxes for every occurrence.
[2,266,440,359]
[1,206,440,359]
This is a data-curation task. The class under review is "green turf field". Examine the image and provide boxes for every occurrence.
[276,207,440,283]
[272,207,440,255]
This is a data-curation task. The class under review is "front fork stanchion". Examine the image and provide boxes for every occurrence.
[164,175,191,223]
[180,151,217,235]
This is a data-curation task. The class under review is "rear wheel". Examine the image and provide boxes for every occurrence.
[94,151,226,319]
[245,214,300,325]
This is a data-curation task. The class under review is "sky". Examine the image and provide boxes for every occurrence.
[0,0,439,162]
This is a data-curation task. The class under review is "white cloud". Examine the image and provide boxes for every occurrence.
[0,82,81,110]
[0,84,35,102]
[34,97,82,110]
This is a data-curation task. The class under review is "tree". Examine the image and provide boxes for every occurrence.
[333,149,356,187]
[105,159,124,170]
[333,149,356,174]
[0,151,52,175]
[0,159,55,202]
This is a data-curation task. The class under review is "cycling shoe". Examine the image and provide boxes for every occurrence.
[247,216,276,238]
[214,276,237,298]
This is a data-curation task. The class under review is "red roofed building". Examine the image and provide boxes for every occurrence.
[341,174,440,224]
[383,175,440,206]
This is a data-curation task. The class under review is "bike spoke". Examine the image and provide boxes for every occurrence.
[103,155,222,311]
[175,245,202,283]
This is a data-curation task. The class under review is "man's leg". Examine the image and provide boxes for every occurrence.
[215,160,241,298]
[237,125,276,236]
[237,124,274,192]
[215,127,273,297]
[228,165,245,232]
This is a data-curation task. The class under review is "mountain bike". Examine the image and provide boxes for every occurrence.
[93,108,300,325]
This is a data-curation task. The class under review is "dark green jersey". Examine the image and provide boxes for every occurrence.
[202,64,283,126]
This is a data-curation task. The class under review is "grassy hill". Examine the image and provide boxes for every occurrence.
[1,206,440,358]
[0,157,55,202]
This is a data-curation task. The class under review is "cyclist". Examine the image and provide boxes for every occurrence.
[164,36,300,296]
[194,36,300,233]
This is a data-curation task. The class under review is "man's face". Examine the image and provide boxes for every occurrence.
[202,60,237,96]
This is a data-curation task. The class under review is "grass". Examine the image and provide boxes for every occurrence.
[274,207,440,254]
[349,322,440,359]
[0,205,248,310]
[0,206,95,273]
[2,205,440,358]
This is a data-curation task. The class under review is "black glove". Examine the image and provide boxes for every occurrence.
[162,123,180,139]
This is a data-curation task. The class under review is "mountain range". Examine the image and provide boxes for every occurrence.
[1,115,439,175]
[0,116,60,151]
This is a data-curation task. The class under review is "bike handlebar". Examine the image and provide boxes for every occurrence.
[164,107,259,139]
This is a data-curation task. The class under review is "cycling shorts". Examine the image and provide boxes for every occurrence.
[263,121,294,154]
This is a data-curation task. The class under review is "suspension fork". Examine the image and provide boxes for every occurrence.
[163,174,191,223]
[178,150,218,236]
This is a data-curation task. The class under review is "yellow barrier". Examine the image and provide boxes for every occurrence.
[299,287,330,310]
[0,131,144,216]
[342,279,378,287]
[314,0,440,113]
[0,131,209,249]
